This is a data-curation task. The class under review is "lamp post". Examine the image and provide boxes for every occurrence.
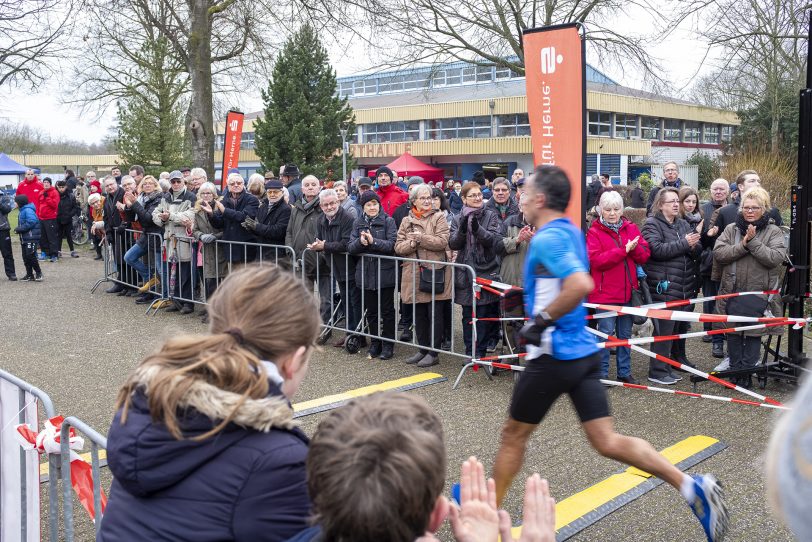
[339,127,349,182]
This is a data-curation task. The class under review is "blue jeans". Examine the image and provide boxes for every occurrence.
[597,310,633,378]
[124,243,151,283]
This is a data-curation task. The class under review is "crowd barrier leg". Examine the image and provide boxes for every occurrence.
[60,417,107,542]
[90,238,112,293]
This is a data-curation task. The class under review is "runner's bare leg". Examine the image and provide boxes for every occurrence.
[494,417,538,506]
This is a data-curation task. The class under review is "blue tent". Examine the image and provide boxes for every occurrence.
[0,153,27,174]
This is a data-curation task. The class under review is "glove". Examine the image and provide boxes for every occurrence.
[502,288,524,312]
[471,216,480,234]
[518,312,554,347]
[242,217,257,231]
[458,215,468,234]
[200,233,216,244]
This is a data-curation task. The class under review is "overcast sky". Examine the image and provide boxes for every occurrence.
[1,9,714,146]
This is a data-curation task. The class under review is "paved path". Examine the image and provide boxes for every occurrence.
[0,243,796,541]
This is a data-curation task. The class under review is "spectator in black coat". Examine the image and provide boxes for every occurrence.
[348,190,398,360]
[0,191,16,279]
[211,173,260,266]
[630,181,646,208]
[55,179,80,258]
[63,169,79,192]
[309,189,360,348]
[448,181,463,215]
[102,177,133,294]
[243,179,291,264]
[646,161,683,216]
[698,178,729,357]
[99,266,319,542]
[642,187,702,385]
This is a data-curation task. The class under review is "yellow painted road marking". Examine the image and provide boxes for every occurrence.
[40,450,107,476]
[292,372,445,413]
[510,435,721,538]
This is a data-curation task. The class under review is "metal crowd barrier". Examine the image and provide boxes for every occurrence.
[301,248,481,360]
[60,417,107,542]
[90,229,165,307]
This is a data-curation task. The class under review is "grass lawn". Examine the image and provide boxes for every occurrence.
[8,208,17,230]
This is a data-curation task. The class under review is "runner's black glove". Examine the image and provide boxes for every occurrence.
[518,312,553,346]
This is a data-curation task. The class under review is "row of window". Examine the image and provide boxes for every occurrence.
[338,65,522,98]
[361,115,530,143]
[214,132,256,150]
[587,111,733,144]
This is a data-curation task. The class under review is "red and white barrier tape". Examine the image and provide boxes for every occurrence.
[462,359,788,411]
[585,326,784,406]
[589,290,781,319]
[596,322,789,348]
[15,416,107,520]
[584,303,808,328]
[475,276,519,292]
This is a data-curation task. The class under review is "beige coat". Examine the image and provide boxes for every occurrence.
[395,209,453,304]
[713,222,786,336]
[192,208,226,279]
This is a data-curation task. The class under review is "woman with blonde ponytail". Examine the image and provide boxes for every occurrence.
[100,265,320,542]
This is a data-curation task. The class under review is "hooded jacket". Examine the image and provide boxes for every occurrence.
[0,194,13,231]
[15,203,40,242]
[586,218,650,304]
[36,187,59,221]
[16,177,44,211]
[496,212,531,287]
[152,188,197,261]
[376,183,408,217]
[449,207,504,306]
[99,364,310,542]
[56,189,79,224]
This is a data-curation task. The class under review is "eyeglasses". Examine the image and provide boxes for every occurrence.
[662,199,680,205]
[742,206,763,213]
[416,196,432,201]
[171,179,183,184]
[322,200,339,207]
[466,193,483,199]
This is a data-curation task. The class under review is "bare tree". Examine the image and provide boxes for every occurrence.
[0,0,75,86]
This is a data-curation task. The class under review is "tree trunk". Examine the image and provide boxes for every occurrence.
[187,0,215,176]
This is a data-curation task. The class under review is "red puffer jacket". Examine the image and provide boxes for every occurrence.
[36,187,60,220]
[587,218,651,304]
[376,183,408,217]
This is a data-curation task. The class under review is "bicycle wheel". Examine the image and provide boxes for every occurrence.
[71,217,89,245]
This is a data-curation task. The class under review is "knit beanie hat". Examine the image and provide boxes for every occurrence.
[376,166,394,180]
[359,191,381,207]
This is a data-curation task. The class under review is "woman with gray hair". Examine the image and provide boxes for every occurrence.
[395,184,452,367]
[587,190,650,384]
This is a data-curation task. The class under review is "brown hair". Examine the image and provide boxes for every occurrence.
[652,186,679,213]
[307,392,446,542]
[116,265,320,440]
[735,169,758,187]
[678,186,700,218]
[459,181,482,200]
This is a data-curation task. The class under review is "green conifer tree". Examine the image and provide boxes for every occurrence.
[254,24,354,179]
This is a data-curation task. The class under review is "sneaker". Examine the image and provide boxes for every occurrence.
[687,474,729,542]
[49,257,57,263]
[713,357,730,372]
[702,335,712,343]
[38,253,47,261]
[416,353,439,368]
[137,277,159,293]
[19,274,34,282]
[618,375,639,385]
[34,274,43,282]
[404,352,424,365]
[70,251,79,258]
[8,275,17,281]
[712,343,725,358]
[648,375,677,385]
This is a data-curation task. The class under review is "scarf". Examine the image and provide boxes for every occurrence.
[599,216,623,234]
[363,211,379,228]
[462,205,487,262]
[411,206,426,220]
[301,195,320,212]
[138,190,161,206]
[735,213,770,236]
[683,210,702,227]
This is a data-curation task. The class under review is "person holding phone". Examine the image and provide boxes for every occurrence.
[586,191,650,384]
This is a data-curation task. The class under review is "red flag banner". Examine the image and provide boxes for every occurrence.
[220,110,245,190]
[523,24,586,226]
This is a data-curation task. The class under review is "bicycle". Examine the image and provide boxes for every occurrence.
[71,214,90,245]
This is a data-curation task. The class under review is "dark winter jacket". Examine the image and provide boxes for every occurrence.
[286,196,322,276]
[641,212,702,302]
[211,191,260,262]
[0,194,13,231]
[586,218,650,304]
[286,178,302,205]
[392,201,411,229]
[646,179,683,216]
[630,186,645,209]
[255,199,292,262]
[448,190,463,215]
[347,211,397,289]
[449,207,504,306]
[316,206,356,282]
[99,365,311,542]
[699,200,726,276]
[36,187,59,221]
[15,203,40,242]
[56,190,79,225]
[586,178,602,209]
[485,196,519,223]
[64,174,78,192]
[103,187,126,239]
[128,191,164,249]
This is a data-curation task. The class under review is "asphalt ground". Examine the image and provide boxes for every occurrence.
[0,241,799,541]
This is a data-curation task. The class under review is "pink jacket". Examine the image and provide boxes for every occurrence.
[587,218,650,304]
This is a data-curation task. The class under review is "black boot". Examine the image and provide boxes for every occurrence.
[367,340,382,359]
[379,342,394,360]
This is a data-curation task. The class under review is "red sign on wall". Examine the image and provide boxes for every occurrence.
[220,110,245,190]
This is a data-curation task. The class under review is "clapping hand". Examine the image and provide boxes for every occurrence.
[499,475,556,542]
[743,224,757,244]
[695,219,704,234]
[707,225,719,237]
[685,232,700,248]
[307,238,325,251]
[448,457,500,542]
[360,230,373,246]
[199,233,217,244]
[625,236,639,253]
[517,225,534,243]
[242,217,257,231]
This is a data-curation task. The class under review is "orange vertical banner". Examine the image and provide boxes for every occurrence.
[220,110,245,191]
[523,24,586,226]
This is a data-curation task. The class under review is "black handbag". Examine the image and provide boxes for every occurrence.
[624,262,648,325]
[418,248,445,294]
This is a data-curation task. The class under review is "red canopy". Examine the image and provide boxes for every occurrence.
[370,152,445,184]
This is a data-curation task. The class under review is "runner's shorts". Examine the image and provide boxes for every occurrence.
[510,353,610,424]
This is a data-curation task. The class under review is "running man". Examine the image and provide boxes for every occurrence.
[493,165,728,542]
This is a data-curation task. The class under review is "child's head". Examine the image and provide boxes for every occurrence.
[14,194,28,208]
[307,392,447,542]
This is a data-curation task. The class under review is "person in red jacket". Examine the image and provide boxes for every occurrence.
[16,170,44,210]
[374,166,408,216]
[587,191,650,384]
[36,177,60,262]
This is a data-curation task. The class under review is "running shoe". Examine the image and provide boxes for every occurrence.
[687,474,729,542]
[647,375,677,385]
[713,357,730,372]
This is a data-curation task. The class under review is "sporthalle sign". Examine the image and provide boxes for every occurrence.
[523,24,586,225]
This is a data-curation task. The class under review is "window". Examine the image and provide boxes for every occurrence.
[721,125,734,142]
[663,119,682,142]
[703,124,720,144]
[338,81,353,97]
[588,111,611,137]
[445,68,462,85]
[641,117,661,140]
[494,66,511,80]
[379,75,405,93]
[364,78,377,94]
[426,117,491,140]
[496,114,530,137]
[404,72,428,90]
[431,70,446,87]
[353,80,364,95]
[614,114,638,138]
[215,134,225,150]
[241,132,255,150]
[476,66,493,82]
[363,121,419,143]
[684,121,701,143]
[462,67,476,83]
